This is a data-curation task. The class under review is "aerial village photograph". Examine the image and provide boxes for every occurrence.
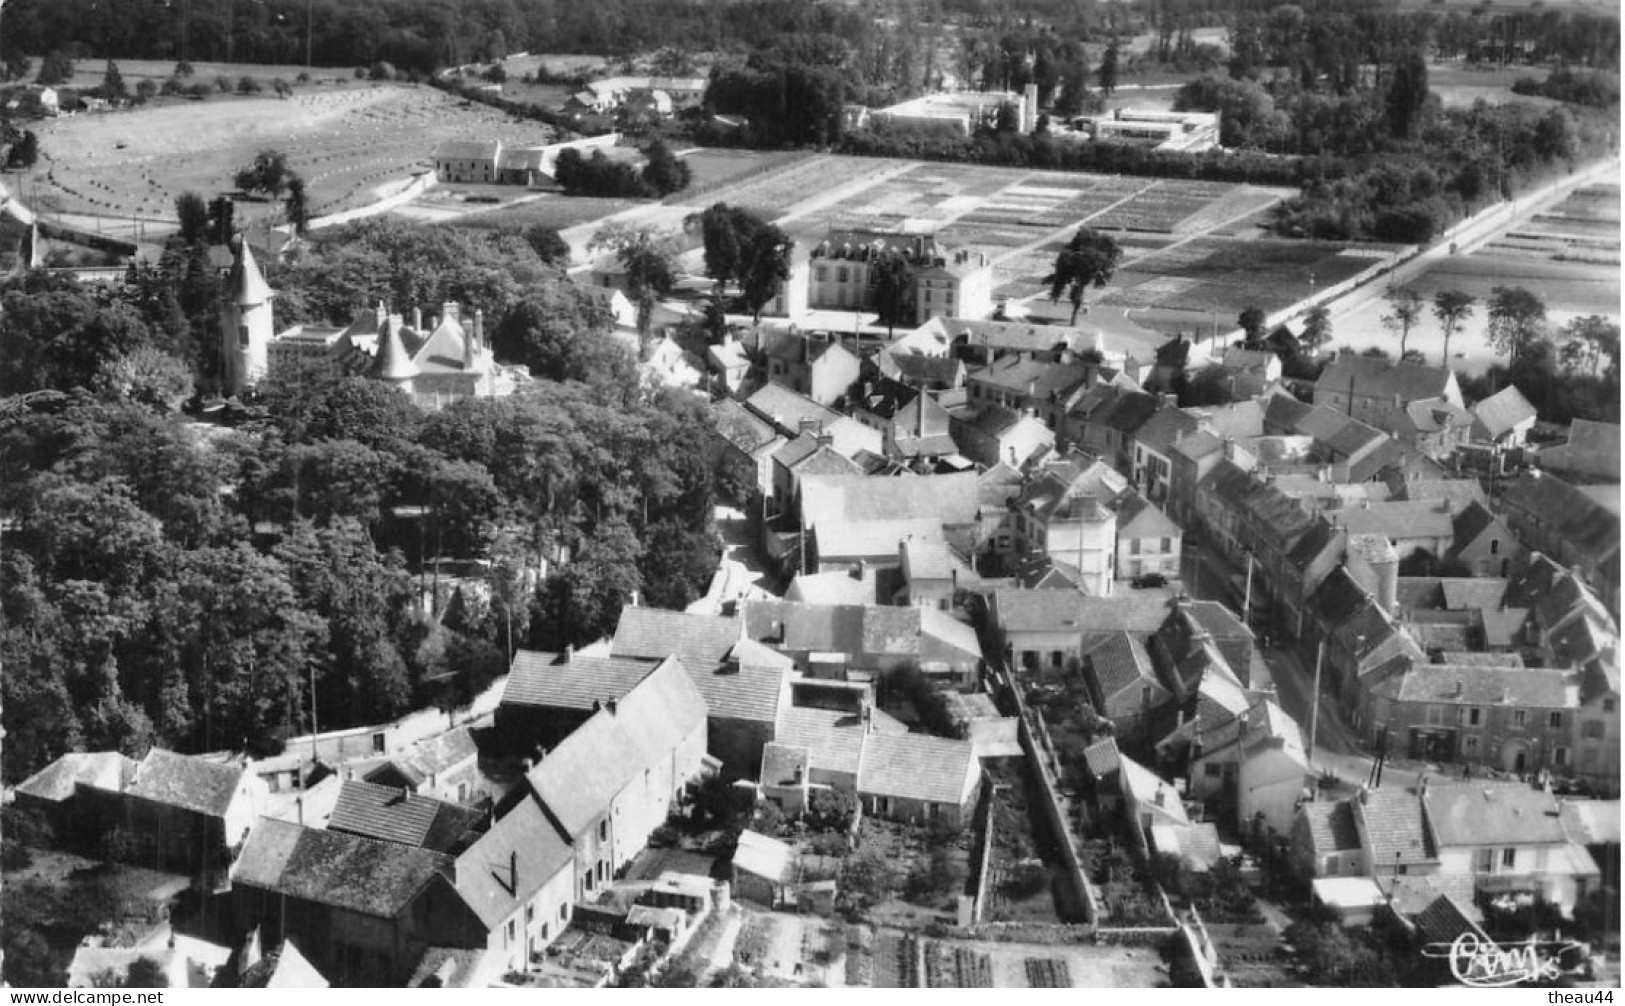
[0,0,1618,992]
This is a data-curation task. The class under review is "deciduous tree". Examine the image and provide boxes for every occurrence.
[1044,227,1122,325]
[1431,289,1475,367]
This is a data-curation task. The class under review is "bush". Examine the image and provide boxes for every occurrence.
[237,75,262,95]
[214,75,232,93]
[174,61,194,77]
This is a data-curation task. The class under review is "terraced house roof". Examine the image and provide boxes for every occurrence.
[857,731,976,806]
[1354,788,1436,866]
[502,651,656,710]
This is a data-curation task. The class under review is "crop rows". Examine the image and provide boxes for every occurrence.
[701,155,888,218]
[923,942,992,988]
[872,932,920,988]
[1024,957,1072,987]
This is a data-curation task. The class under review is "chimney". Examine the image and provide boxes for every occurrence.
[852,559,866,581]
[816,431,834,449]
[474,308,485,349]
[800,417,821,436]
[463,313,475,369]
[564,645,574,663]
[412,306,423,331]
[629,590,640,608]
[509,850,518,893]
[606,698,618,715]
[861,702,873,734]
[443,301,461,324]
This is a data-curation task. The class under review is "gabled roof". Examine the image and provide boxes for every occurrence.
[1470,385,1537,440]
[233,819,453,918]
[1413,893,1490,947]
[502,650,656,711]
[1540,419,1622,480]
[1299,799,1362,855]
[1561,799,1622,846]
[1439,576,1509,612]
[1316,353,1454,403]
[1134,407,1202,456]
[1393,664,1573,709]
[1084,631,1163,704]
[712,399,780,455]
[733,829,795,883]
[14,751,134,803]
[1101,391,1162,436]
[818,517,944,560]
[1355,788,1436,866]
[886,353,964,387]
[1083,737,1121,778]
[1422,781,1569,848]
[934,318,1090,355]
[1398,397,1472,435]
[857,731,976,806]
[777,706,867,776]
[526,710,641,838]
[1403,479,1488,507]
[799,471,984,525]
[434,140,502,161]
[327,781,485,854]
[741,599,921,658]
[968,356,1093,400]
[365,726,479,788]
[1119,755,1188,826]
[1502,471,1621,559]
[991,588,1171,635]
[743,383,844,437]
[1333,500,1456,541]
[454,795,574,930]
[1116,494,1181,540]
[611,608,791,724]
[126,749,247,818]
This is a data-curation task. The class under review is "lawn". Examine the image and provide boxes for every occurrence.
[679,149,809,195]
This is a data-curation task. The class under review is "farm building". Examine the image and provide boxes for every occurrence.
[1071,108,1221,153]
[873,85,1038,136]
[433,141,502,183]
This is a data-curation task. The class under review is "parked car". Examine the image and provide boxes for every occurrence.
[1131,572,1168,589]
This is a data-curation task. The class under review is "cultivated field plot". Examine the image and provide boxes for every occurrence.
[698,155,891,220]
[1482,183,1620,264]
[680,148,808,196]
[24,84,558,225]
[1101,238,1388,316]
[922,942,993,988]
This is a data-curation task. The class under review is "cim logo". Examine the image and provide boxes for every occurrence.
[1421,932,1591,988]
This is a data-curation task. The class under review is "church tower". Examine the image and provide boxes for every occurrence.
[220,238,276,396]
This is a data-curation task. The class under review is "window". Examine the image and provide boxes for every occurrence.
[1051,651,1064,669]
[1583,721,1605,739]
[1160,537,1171,552]
[1501,848,1516,869]
[507,920,516,945]
[372,733,386,754]
[1549,711,1563,730]
[923,290,932,304]
[560,904,569,922]
[1469,707,1481,726]
[945,291,954,305]
[1204,763,1222,778]
[1426,705,1445,726]
[526,905,535,923]
[1489,538,1500,555]
[1476,848,1495,872]
[1131,540,1141,555]
[599,819,608,841]
[1606,699,1617,713]
[237,324,251,348]
[837,267,849,283]
[1141,686,1152,708]
[816,266,827,282]
[1464,734,1480,755]
[1554,747,1568,767]
[1512,710,1527,728]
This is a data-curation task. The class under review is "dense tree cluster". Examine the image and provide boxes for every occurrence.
[552,139,692,199]
[1511,68,1621,109]
[0,217,723,783]
[689,203,792,324]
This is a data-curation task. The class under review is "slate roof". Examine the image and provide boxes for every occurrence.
[1083,631,1161,703]
[1083,737,1122,778]
[1393,664,1573,708]
[502,651,656,710]
[1400,397,1472,435]
[918,605,981,659]
[327,781,485,854]
[741,599,921,657]
[454,795,574,930]
[1134,407,1202,456]
[1316,354,1454,403]
[526,711,641,838]
[886,353,964,387]
[934,318,1090,355]
[1470,386,1537,440]
[610,609,791,724]
[1355,788,1436,866]
[969,356,1094,399]
[233,819,452,918]
[799,471,984,525]
[14,751,134,803]
[1422,781,1569,848]
[1413,894,1489,946]
[1263,393,1313,432]
[1201,461,1317,545]
[857,731,976,806]
[126,749,246,818]
[434,140,501,161]
[1102,391,1163,436]
[1300,800,1362,855]
[901,535,957,581]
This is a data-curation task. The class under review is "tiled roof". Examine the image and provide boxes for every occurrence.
[434,140,501,160]
[918,605,981,659]
[1083,737,1121,778]
[712,399,779,454]
[328,781,485,854]
[1354,788,1435,866]
[1115,494,1181,541]
[454,795,574,930]
[1471,385,1537,439]
[1134,407,1202,455]
[1316,353,1454,403]
[901,535,957,581]
[1400,397,1472,434]
[1404,479,1488,507]
[858,731,976,806]
[799,471,984,525]
[934,318,1089,355]
[1346,438,1407,483]
[777,706,866,776]
[1083,631,1161,703]
[887,353,964,386]
[368,726,478,788]
[1502,472,1621,559]
[991,588,1170,635]
[1422,781,1569,848]
[126,749,246,818]
[1333,500,1456,541]
[233,819,452,918]
[1448,499,1503,551]
[743,383,843,437]
[741,599,921,658]
[502,651,655,710]
[526,711,641,838]
[760,742,810,788]
[969,357,1093,399]
[14,751,133,803]
[1102,391,1162,436]
[1394,663,1563,710]
[1413,894,1489,946]
[1300,800,1362,854]
[818,518,944,560]
[1540,418,1622,480]
[611,655,709,769]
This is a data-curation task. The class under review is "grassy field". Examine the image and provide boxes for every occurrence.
[33,57,359,90]
[21,83,559,229]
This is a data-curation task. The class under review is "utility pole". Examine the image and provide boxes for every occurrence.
[1241,550,1254,628]
[1308,640,1324,770]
